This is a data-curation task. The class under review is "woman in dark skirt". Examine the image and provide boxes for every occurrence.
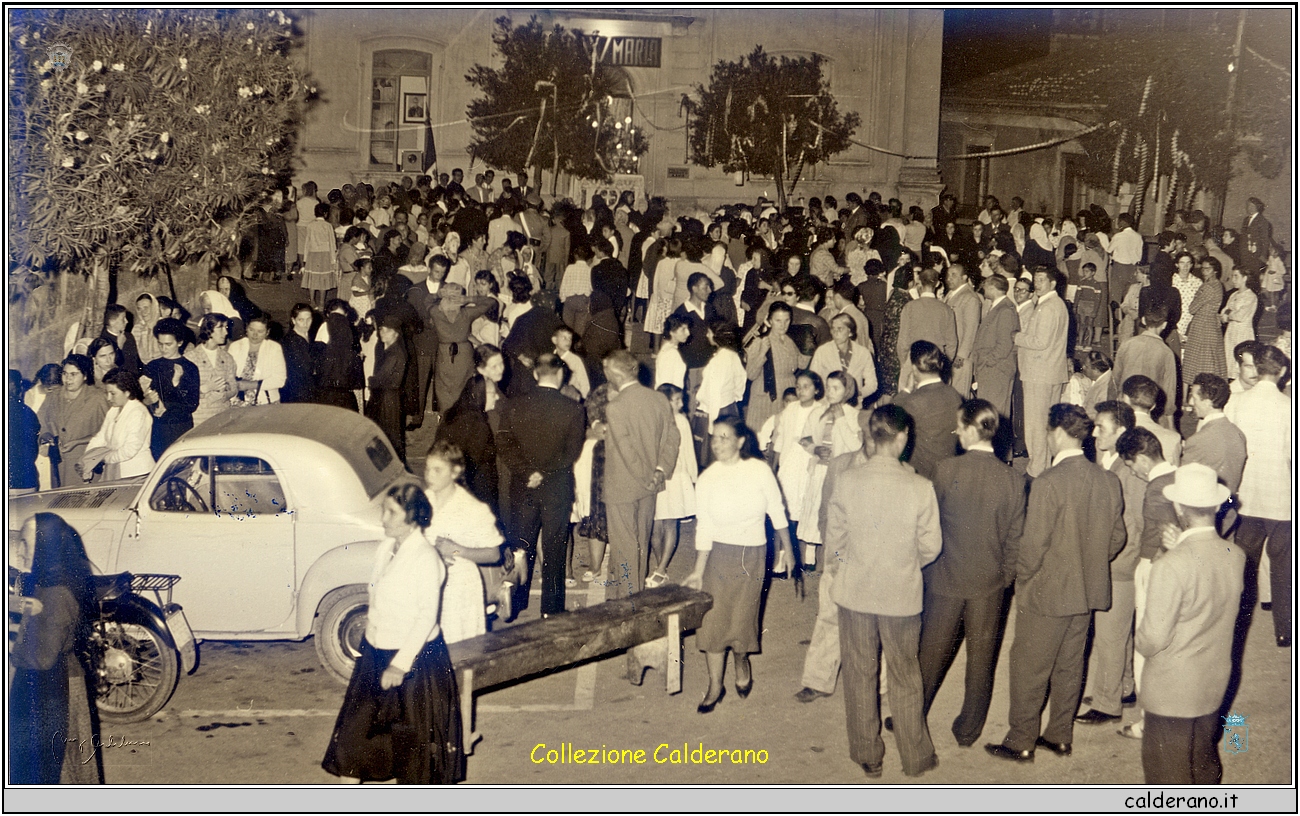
[322,484,464,784]
[366,314,408,464]
[683,416,794,714]
[314,299,363,412]
[9,513,104,784]
[434,375,499,511]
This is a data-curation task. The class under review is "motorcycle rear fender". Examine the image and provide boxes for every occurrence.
[100,593,178,654]
[294,539,381,637]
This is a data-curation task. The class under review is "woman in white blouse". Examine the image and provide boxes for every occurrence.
[423,440,504,645]
[322,483,464,784]
[693,322,747,469]
[653,314,690,390]
[684,416,793,713]
[228,316,287,405]
[80,369,154,481]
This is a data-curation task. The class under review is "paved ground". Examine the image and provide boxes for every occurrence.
[93,509,1293,787]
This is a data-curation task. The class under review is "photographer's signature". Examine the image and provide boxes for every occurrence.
[54,732,150,763]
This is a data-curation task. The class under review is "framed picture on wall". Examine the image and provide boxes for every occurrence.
[403,93,427,123]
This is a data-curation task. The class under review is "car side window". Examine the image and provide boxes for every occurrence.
[213,456,288,517]
[149,456,212,513]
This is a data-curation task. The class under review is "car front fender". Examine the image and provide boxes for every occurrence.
[294,539,381,637]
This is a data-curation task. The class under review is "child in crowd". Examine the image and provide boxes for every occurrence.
[1075,261,1102,348]
[646,384,698,588]
[552,325,590,399]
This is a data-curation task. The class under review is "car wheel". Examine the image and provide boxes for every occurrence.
[312,585,368,684]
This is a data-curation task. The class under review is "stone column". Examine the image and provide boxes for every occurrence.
[895,9,945,212]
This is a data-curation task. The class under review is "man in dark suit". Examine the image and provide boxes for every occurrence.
[1181,373,1247,493]
[403,254,447,424]
[1240,197,1272,275]
[919,399,1025,746]
[590,237,630,327]
[893,341,963,482]
[986,404,1125,762]
[602,350,681,600]
[496,354,586,618]
[501,275,564,397]
[970,273,1020,420]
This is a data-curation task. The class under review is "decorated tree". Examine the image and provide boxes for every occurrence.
[7,8,311,363]
[1073,24,1290,224]
[465,16,650,193]
[686,46,860,209]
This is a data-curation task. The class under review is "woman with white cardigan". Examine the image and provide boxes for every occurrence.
[228,315,287,405]
[80,368,154,481]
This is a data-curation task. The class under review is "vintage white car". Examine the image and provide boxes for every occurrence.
[8,404,415,683]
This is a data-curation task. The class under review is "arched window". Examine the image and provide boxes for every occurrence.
[370,49,432,168]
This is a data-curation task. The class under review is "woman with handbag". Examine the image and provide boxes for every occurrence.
[322,483,464,784]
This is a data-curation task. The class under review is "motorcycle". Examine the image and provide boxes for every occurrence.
[9,570,198,723]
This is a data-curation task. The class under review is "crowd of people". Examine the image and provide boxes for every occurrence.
[8,172,1292,785]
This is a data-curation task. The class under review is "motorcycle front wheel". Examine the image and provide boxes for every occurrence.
[93,618,181,723]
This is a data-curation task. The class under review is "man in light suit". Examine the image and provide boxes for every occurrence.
[1181,373,1247,493]
[986,404,1125,762]
[970,273,1019,419]
[919,399,1025,746]
[601,349,681,601]
[945,263,983,398]
[896,264,957,393]
[1077,401,1145,724]
[1137,464,1243,784]
[829,405,942,778]
[1226,344,1292,648]
[1014,267,1070,477]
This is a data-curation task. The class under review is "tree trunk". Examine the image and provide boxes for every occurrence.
[82,252,112,342]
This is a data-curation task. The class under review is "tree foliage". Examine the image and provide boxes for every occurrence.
[7,9,312,276]
[465,16,650,188]
[687,46,860,208]
[1073,29,1291,222]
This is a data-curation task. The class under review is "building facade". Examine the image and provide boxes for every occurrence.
[292,7,944,211]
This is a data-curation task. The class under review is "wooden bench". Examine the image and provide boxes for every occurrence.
[446,585,712,754]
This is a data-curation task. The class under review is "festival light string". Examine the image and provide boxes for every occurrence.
[341,84,697,135]
[811,120,1109,161]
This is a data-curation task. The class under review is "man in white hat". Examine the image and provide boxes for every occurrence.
[1136,463,1244,784]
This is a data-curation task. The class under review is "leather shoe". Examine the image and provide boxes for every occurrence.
[1075,709,1121,725]
[1278,634,1292,648]
[793,687,831,703]
[1118,723,1143,740]
[905,753,939,777]
[883,716,894,732]
[1035,737,1072,757]
[1122,692,1138,707]
[860,762,883,778]
[1261,602,1272,611]
[697,687,725,714]
[735,676,753,699]
[984,743,1034,763]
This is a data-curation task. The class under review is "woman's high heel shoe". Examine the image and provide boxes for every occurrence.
[697,687,726,714]
[735,675,753,699]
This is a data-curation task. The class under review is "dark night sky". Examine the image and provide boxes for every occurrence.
[942,9,1054,89]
